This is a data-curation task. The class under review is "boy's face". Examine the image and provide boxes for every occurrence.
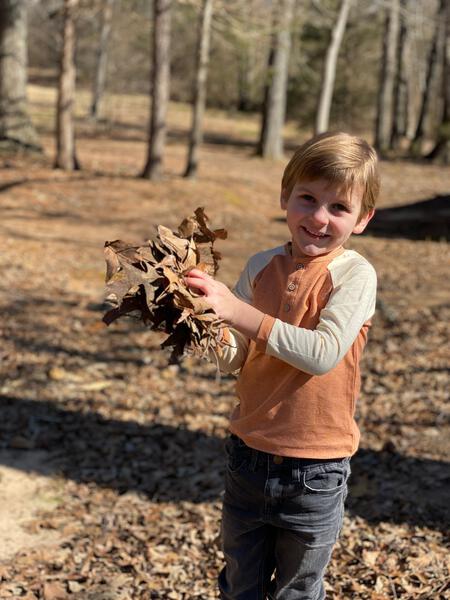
[280,178,374,258]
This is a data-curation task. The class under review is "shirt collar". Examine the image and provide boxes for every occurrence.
[284,241,345,264]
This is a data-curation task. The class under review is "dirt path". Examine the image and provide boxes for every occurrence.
[0,451,61,561]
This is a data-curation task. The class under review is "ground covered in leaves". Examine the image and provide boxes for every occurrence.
[0,86,449,599]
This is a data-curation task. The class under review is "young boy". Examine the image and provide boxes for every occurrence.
[186,131,379,599]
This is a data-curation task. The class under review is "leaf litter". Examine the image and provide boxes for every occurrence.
[0,153,449,599]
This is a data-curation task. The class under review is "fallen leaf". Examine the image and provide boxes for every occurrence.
[43,582,67,600]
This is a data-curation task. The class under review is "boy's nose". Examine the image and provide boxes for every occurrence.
[310,206,329,225]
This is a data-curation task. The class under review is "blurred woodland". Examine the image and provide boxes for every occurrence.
[0,1,449,599]
[1,0,449,169]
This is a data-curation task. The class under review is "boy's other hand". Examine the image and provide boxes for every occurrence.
[185,269,265,339]
[185,269,239,324]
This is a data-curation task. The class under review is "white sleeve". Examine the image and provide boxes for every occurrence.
[215,328,249,373]
[264,263,377,375]
[213,259,252,373]
[213,246,286,373]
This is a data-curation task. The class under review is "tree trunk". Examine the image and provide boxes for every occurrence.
[374,0,400,154]
[404,27,416,141]
[237,52,253,112]
[55,0,79,171]
[142,0,172,180]
[236,0,257,112]
[257,0,295,160]
[427,0,450,164]
[257,42,274,158]
[315,0,352,135]
[184,0,213,179]
[90,0,115,120]
[390,0,407,149]
[410,0,445,155]
[0,0,41,152]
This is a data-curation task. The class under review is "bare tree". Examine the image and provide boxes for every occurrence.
[315,0,352,134]
[236,0,258,112]
[90,0,115,120]
[257,0,296,160]
[142,0,172,180]
[375,0,400,154]
[0,0,41,152]
[390,0,407,149]
[409,0,445,155]
[55,0,79,170]
[184,0,214,179]
[427,0,449,164]
[213,0,273,114]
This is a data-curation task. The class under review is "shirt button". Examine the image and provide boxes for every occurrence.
[296,263,305,270]
[287,282,296,292]
[284,303,290,312]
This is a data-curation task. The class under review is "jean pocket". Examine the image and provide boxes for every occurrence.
[303,463,348,494]
[225,436,249,473]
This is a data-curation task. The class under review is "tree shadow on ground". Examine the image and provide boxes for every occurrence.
[0,395,448,533]
[364,195,450,241]
[27,116,302,153]
[30,118,260,150]
[1,294,449,534]
[0,172,147,196]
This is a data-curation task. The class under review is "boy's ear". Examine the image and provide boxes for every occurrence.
[280,187,288,210]
[353,208,375,235]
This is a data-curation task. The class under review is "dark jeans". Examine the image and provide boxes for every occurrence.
[218,435,351,600]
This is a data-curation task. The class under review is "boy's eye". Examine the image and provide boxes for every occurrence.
[301,194,315,202]
[333,203,350,212]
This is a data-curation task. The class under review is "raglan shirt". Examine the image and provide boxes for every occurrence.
[218,243,377,459]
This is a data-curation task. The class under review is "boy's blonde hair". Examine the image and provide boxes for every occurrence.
[281,132,380,219]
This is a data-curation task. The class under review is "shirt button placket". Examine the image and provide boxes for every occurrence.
[283,263,304,314]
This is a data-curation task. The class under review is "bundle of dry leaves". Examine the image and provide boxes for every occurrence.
[103,207,228,363]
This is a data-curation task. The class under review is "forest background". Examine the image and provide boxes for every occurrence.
[0,0,449,599]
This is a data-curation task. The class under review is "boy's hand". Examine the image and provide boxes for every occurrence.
[185,269,265,339]
[185,269,240,324]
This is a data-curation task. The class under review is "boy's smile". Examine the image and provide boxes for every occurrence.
[280,179,374,258]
